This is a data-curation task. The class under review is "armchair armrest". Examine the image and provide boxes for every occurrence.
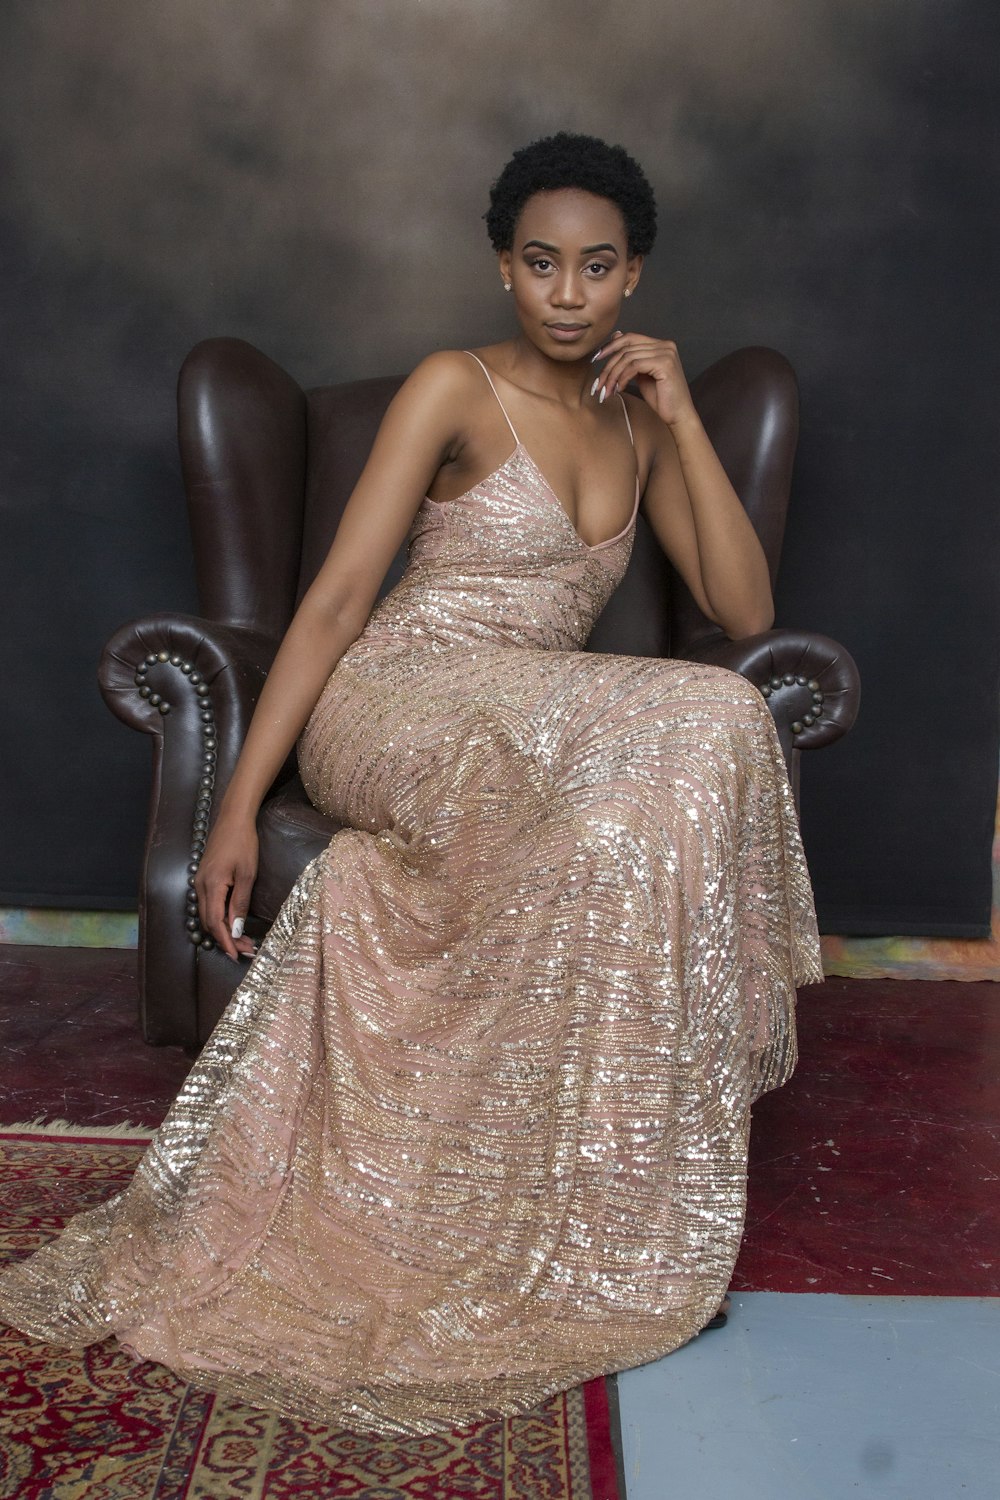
[98,613,279,1044]
[679,627,861,801]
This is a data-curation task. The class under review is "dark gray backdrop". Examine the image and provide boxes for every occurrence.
[2,0,997,934]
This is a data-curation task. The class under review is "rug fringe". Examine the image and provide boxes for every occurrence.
[0,1116,155,1139]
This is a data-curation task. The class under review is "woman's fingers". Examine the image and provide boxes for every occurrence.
[229,862,256,928]
[196,865,249,961]
[229,915,257,960]
[606,353,652,398]
[591,328,625,362]
[593,334,661,398]
[199,870,240,960]
[591,338,634,399]
[600,349,655,401]
[593,336,694,424]
[195,821,260,962]
[227,863,258,962]
[591,333,632,386]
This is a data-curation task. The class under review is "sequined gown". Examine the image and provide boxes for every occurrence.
[0,355,821,1434]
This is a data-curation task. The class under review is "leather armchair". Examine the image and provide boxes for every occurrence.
[99,339,860,1050]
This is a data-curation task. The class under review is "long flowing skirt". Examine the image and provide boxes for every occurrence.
[0,647,820,1434]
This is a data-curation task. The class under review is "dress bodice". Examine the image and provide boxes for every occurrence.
[348,355,640,660]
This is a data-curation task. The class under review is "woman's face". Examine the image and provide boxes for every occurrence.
[498,188,642,362]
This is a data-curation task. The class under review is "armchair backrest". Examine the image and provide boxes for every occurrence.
[178,338,798,657]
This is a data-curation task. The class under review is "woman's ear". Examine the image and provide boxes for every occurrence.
[624,254,644,298]
[498,250,512,289]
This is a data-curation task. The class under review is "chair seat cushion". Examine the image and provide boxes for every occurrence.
[253,777,340,923]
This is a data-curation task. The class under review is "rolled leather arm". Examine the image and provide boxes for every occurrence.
[98,613,279,1045]
[678,627,861,761]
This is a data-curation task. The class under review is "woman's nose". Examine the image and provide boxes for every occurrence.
[551,271,584,308]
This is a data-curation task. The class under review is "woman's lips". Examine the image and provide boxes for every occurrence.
[546,324,589,342]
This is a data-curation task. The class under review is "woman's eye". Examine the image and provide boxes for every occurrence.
[530,257,553,272]
[587,262,610,276]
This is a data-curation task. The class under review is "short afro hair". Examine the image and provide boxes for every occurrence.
[484,132,657,257]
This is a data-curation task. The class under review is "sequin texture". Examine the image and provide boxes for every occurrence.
[0,434,821,1435]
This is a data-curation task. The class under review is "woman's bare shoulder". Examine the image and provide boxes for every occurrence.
[375,348,502,457]
[378,349,487,434]
[403,347,496,397]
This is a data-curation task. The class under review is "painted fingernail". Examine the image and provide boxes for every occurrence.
[591,349,603,363]
[590,377,600,396]
[599,386,607,404]
[230,916,245,940]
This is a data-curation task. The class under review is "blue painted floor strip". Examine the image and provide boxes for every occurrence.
[617,1292,1000,1499]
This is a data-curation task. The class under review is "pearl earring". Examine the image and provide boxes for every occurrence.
[624,288,632,298]
[503,281,512,291]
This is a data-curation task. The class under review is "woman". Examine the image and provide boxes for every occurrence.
[0,133,821,1434]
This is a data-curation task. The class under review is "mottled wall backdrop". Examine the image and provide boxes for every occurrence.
[2,0,997,933]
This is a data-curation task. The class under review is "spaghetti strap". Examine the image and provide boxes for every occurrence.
[463,351,520,445]
[463,351,639,502]
[618,394,640,499]
[618,394,636,451]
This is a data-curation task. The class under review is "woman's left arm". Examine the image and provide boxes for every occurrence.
[596,333,774,640]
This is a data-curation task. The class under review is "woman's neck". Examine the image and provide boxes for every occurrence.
[496,335,596,409]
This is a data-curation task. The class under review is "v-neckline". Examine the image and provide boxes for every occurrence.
[514,442,641,552]
[457,350,640,552]
[425,443,640,553]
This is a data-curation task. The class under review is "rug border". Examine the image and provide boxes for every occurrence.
[0,1118,155,1142]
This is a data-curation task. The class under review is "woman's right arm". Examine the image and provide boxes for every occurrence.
[195,351,471,958]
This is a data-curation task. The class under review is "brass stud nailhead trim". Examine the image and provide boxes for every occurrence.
[134,650,217,951]
[758,672,825,737]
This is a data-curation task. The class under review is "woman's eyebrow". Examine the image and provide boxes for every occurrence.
[521,239,619,255]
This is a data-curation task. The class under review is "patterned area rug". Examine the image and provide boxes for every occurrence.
[0,1125,622,1500]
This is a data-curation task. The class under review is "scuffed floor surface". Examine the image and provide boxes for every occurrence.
[735,976,1000,1297]
[0,946,191,1128]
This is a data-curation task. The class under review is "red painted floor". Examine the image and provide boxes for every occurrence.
[735,977,1000,1297]
[0,947,191,1129]
[1,948,997,1298]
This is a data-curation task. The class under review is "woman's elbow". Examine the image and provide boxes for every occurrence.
[298,580,373,646]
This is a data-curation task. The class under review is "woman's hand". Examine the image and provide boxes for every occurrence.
[592,333,696,429]
[194,813,259,962]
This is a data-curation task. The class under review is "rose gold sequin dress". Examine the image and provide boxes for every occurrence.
[0,354,821,1434]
